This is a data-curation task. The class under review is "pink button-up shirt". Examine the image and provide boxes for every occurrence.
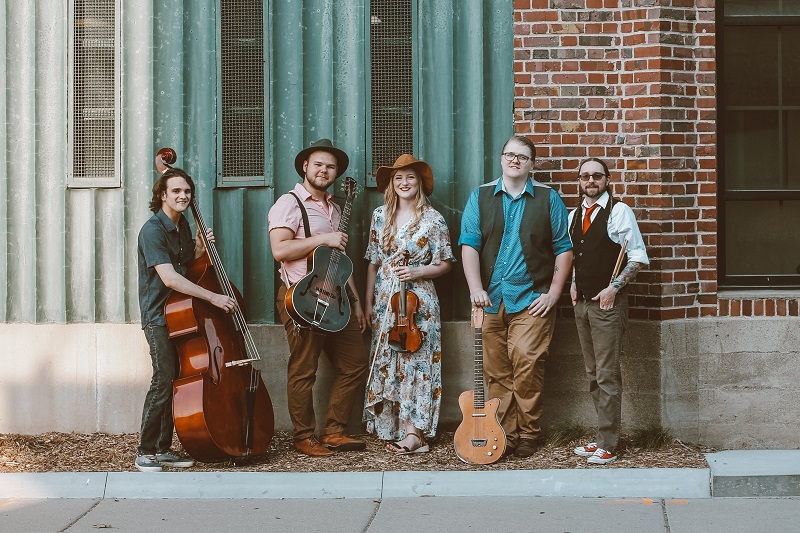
[268,183,341,285]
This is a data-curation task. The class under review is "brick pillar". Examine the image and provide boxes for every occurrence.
[513,0,717,319]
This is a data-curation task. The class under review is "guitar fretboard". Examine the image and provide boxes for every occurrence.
[473,327,485,409]
[322,179,356,292]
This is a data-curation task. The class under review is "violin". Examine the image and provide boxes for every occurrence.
[156,147,274,463]
[387,251,423,353]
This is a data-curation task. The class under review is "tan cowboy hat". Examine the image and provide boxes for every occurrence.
[375,154,434,196]
[294,138,349,178]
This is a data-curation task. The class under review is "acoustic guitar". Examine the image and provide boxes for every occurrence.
[285,177,358,332]
[453,306,506,464]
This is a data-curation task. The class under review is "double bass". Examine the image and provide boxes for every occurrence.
[156,148,274,463]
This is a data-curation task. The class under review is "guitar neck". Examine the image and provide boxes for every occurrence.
[474,326,485,409]
[337,194,352,234]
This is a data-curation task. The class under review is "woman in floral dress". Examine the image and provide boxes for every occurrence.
[363,154,455,454]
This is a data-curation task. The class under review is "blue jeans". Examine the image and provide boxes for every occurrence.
[138,324,178,455]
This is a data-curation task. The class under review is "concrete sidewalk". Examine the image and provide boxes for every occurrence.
[0,451,798,500]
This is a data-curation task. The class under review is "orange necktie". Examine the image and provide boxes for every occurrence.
[582,204,599,234]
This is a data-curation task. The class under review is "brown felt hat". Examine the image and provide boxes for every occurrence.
[375,154,434,196]
[294,138,349,178]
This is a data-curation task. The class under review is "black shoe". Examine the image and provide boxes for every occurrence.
[502,442,517,458]
[514,438,543,458]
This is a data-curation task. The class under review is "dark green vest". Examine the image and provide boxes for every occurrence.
[477,183,554,294]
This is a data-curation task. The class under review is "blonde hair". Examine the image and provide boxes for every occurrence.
[381,168,430,254]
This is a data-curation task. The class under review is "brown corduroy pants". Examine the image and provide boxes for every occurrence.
[277,285,368,441]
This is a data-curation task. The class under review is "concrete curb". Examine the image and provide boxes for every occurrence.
[0,469,711,499]
[706,450,800,497]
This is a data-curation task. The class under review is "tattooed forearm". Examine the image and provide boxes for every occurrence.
[611,261,644,290]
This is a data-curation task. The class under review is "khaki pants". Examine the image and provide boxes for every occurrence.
[277,285,368,441]
[573,293,628,453]
[482,302,556,447]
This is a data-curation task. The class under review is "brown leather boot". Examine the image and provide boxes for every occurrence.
[294,438,333,457]
[319,432,367,451]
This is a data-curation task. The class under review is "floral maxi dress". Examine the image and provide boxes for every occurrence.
[363,205,455,441]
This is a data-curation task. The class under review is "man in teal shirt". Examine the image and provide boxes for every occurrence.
[460,135,573,458]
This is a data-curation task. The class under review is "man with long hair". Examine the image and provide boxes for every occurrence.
[569,157,649,465]
[135,167,237,471]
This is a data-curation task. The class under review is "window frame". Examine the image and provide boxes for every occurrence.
[66,0,122,189]
[718,5,800,288]
[215,0,270,188]
[365,0,419,189]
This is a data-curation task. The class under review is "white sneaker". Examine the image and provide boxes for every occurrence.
[587,448,617,465]
[573,442,597,457]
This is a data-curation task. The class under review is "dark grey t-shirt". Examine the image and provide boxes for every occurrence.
[137,209,195,328]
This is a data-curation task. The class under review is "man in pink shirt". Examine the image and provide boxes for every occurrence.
[268,139,368,457]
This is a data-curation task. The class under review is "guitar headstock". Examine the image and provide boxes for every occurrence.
[342,177,358,201]
[471,306,484,330]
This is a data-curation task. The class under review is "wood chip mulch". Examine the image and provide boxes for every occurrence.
[0,431,712,473]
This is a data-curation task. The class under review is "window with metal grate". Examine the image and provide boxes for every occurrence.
[368,0,416,187]
[68,0,120,188]
[218,0,266,186]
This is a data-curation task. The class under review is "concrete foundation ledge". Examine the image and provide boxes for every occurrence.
[706,450,800,497]
[0,469,711,499]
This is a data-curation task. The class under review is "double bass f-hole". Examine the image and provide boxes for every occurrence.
[387,250,423,353]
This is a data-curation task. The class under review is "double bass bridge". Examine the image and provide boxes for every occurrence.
[225,357,259,368]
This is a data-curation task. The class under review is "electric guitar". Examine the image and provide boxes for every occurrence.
[285,177,358,332]
[453,306,506,464]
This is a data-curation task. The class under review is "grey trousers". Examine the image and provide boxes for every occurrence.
[573,293,628,453]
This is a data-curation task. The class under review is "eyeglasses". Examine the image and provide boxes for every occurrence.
[578,173,607,181]
[502,152,531,164]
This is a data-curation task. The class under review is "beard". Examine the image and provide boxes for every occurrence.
[581,183,606,199]
[305,173,334,193]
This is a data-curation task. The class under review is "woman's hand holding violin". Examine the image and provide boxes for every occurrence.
[394,265,423,282]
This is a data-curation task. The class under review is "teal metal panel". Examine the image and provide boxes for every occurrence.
[0,0,9,321]
[243,187,273,321]
[121,0,156,323]
[416,0,513,319]
[6,0,38,322]
[66,190,96,322]
[154,1,186,160]
[0,0,511,325]
[96,189,126,322]
[185,0,218,215]
[35,1,68,322]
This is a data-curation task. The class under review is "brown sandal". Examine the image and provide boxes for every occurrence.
[386,432,430,455]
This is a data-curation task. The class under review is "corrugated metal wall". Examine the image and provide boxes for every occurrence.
[0,0,512,325]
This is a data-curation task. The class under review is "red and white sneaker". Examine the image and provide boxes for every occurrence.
[573,442,598,457]
[587,448,617,465]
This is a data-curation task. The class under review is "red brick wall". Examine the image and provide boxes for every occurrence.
[513,0,717,319]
